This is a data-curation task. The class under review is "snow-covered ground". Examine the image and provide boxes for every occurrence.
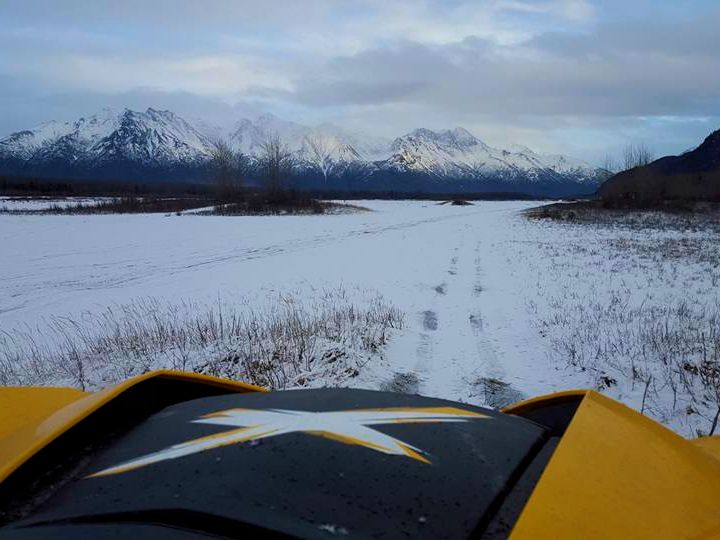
[1,200,718,435]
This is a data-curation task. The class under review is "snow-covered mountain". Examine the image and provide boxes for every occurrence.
[94,108,213,165]
[0,108,602,195]
[1,108,213,167]
[380,127,599,189]
[195,113,388,163]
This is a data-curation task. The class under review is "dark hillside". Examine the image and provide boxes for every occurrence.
[599,130,720,202]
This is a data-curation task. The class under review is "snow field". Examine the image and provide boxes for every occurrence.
[1,200,718,435]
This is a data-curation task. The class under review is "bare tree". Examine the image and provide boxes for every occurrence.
[601,154,618,181]
[259,134,294,195]
[622,143,655,171]
[210,139,246,201]
[303,134,337,184]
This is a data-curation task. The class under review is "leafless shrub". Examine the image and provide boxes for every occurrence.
[0,289,403,391]
[601,154,618,181]
[622,142,655,171]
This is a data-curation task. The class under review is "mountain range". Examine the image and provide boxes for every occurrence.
[0,108,603,196]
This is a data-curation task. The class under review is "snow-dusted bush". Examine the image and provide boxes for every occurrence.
[0,289,403,391]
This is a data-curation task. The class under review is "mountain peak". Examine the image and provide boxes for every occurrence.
[659,127,720,172]
[506,143,535,155]
[88,107,118,119]
[403,127,478,146]
[146,107,169,116]
[445,127,476,144]
[701,128,720,150]
[394,127,486,157]
[405,127,439,140]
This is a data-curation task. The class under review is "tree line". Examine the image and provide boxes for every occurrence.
[210,133,341,204]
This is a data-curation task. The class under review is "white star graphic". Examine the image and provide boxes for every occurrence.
[88,406,489,477]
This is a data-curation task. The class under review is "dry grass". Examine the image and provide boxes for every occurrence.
[523,206,720,435]
[526,201,720,233]
[531,286,720,435]
[0,289,403,391]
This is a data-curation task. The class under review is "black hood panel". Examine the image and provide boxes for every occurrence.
[5,389,547,539]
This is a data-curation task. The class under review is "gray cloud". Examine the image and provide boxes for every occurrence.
[290,14,720,118]
[0,0,718,163]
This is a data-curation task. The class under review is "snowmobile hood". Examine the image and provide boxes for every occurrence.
[2,387,548,538]
[0,372,719,539]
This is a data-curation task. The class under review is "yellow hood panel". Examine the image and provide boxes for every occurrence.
[0,387,88,441]
[510,391,720,539]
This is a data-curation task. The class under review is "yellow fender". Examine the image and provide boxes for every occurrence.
[504,391,720,539]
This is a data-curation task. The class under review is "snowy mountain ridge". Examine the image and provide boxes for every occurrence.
[0,108,214,166]
[385,127,599,185]
[0,108,603,194]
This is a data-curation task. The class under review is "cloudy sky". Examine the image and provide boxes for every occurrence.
[1,0,719,164]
